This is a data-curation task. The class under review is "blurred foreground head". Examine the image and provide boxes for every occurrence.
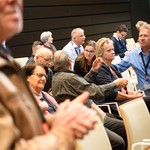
[0,0,23,44]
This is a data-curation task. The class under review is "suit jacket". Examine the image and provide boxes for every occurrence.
[111,36,127,58]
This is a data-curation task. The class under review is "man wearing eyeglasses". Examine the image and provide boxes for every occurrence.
[32,47,54,92]
[111,24,128,58]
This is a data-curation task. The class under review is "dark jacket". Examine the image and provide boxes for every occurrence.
[111,36,127,58]
[52,69,117,104]
[94,63,122,104]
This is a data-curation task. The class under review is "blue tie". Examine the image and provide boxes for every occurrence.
[75,47,81,55]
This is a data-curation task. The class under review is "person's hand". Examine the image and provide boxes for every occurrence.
[91,57,103,72]
[114,78,128,88]
[51,92,98,139]
[128,90,144,99]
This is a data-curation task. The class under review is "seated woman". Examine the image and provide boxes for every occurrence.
[74,40,96,76]
[94,38,144,112]
[23,63,58,114]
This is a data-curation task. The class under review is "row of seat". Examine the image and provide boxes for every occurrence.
[75,98,150,150]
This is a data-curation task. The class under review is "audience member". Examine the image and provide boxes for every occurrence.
[33,47,54,92]
[40,31,57,53]
[62,28,85,70]
[74,40,96,77]
[23,64,58,114]
[116,22,150,91]
[52,50,127,103]
[94,38,144,110]
[0,1,98,149]
[111,24,128,58]
[26,40,42,64]
[52,50,127,150]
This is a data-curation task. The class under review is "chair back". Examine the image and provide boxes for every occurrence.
[14,57,29,67]
[76,118,112,150]
[119,98,150,150]
[91,102,106,123]
[126,38,136,51]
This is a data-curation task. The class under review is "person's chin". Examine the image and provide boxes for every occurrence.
[6,24,23,39]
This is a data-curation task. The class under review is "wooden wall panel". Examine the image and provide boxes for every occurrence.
[8,0,131,58]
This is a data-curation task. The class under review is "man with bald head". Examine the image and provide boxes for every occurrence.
[29,47,54,92]
[34,47,54,68]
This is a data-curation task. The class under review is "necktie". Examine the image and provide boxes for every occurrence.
[75,47,81,55]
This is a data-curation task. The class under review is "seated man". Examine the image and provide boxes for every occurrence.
[116,22,150,91]
[111,24,128,58]
[52,50,128,150]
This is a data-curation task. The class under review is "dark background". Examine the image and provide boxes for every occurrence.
[7,0,150,58]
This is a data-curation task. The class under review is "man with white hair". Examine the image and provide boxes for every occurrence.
[33,47,54,92]
[40,31,57,53]
[62,28,86,70]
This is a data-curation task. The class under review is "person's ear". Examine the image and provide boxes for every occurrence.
[27,76,30,83]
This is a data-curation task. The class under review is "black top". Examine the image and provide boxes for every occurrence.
[94,63,122,104]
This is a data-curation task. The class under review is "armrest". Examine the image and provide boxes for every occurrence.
[97,104,112,114]
[103,102,121,117]
[131,141,150,150]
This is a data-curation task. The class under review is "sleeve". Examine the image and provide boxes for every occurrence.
[70,75,116,100]
[116,54,131,72]
[14,127,74,150]
[95,68,118,101]
[0,102,73,150]
[84,69,98,83]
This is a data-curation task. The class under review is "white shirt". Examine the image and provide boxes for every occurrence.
[62,41,84,70]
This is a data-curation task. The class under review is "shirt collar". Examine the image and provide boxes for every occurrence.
[55,70,74,74]
[113,33,120,41]
[71,41,81,49]
[137,46,150,55]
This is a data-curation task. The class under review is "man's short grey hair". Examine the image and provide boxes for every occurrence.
[71,28,84,40]
[40,31,52,43]
[54,50,70,71]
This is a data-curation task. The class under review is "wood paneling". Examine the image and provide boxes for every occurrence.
[8,0,131,58]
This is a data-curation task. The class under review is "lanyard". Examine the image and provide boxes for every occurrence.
[71,42,81,55]
[140,52,150,81]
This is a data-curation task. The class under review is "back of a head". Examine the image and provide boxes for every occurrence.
[116,24,128,33]
[54,50,69,71]
[40,31,52,43]
[96,38,113,58]
[32,41,42,50]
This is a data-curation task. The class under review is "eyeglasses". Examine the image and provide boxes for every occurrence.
[119,32,127,38]
[85,49,95,54]
[32,73,47,79]
[38,55,52,62]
